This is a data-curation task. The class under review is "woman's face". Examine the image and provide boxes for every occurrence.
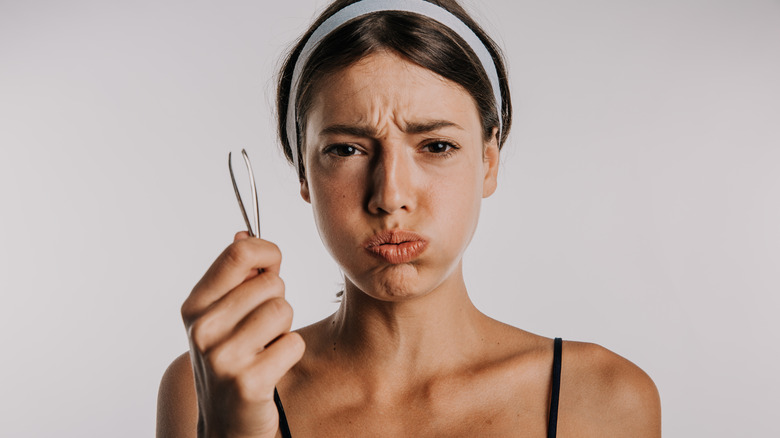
[301,50,499,301]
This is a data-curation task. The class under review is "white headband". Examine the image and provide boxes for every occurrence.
[286,0,503,175]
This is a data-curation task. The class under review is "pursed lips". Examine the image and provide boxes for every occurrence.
[363,229,429,264]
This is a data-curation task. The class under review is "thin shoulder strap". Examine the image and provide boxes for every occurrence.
[547,337,563,438]
[274,387,293,438]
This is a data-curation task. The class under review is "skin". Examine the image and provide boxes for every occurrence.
[157,51,661,437]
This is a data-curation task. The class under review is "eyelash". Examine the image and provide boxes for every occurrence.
[422,140,459,159]
[324,144,363,157]
[324,141,459,159]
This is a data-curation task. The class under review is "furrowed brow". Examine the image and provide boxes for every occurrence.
[320,124,377,138]
[319,120,463,138]
[404,120,463,134]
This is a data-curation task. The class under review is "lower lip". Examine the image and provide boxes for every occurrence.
[366,241,428,264]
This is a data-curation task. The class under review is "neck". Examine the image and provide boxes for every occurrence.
[327,260,489,380]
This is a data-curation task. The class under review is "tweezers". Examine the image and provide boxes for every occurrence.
[228,149,261,238]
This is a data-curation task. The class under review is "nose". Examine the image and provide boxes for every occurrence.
[366,147,415,216]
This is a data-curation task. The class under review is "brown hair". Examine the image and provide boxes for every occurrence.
[276,0,512,179]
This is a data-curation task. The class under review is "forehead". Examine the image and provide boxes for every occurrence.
[306,51,481,132]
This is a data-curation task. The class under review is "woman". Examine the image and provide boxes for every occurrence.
[157,0,661,436]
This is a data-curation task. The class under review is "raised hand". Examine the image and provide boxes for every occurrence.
[181,232,304,438]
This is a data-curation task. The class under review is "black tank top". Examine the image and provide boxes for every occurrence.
[275,337,563,438]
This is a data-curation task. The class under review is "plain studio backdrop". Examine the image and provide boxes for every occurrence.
[1,0,778,436]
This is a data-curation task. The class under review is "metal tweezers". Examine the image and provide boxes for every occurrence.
[228,149,261,238]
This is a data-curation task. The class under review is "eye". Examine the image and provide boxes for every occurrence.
[422,141,459,157]
[324,144,362,157]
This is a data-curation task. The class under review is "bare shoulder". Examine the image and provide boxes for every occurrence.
[559,341,661,438]
[157,352,198,438]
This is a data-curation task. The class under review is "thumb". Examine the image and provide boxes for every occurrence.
[233,230,264,281]
[234,231,251,242]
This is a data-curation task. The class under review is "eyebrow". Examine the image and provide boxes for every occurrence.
[320,124,377,138]
[319,120,463,138]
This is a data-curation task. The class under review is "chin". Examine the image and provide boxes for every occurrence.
[345,265,443,302]
[374,285,429,301]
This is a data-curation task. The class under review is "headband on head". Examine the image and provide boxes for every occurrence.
[286,0,503,176]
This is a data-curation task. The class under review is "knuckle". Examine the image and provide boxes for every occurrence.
[187,318,211,352]
[224,239,282,270]
[287,332,306,356]
[224,240,253,267]
[180,299,194,321]
[180,294,203,323]
[206,344,235,376]
[267,297,293,322]
[251,272,285,300]
[264,273,285,296]
[265,241,282,262]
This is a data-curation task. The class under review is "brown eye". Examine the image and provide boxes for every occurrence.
[326,144,361,157]
[423,141,459,157]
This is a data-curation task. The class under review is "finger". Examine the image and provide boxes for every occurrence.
[234,231,250,242]
[234,232,261,281]
[188,273,286,353]
[183,238,282,320]
[236,229,263,282]
[235,332,306,402]
[235,297,295,350]
[207,297,295,374]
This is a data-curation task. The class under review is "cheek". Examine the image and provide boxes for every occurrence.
[436,176,482,229]
[448,163,485,234]
[308,175,364,243]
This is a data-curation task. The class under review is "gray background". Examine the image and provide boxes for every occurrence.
[1,0,778,436]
